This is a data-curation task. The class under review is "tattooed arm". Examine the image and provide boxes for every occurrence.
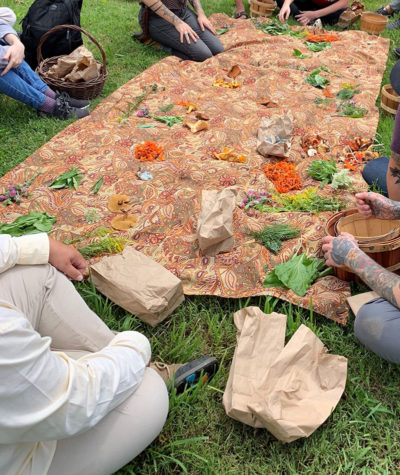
[322,233,400,309]
[141,0,199,43]
[191,0,217,34]
[355,191,400,219]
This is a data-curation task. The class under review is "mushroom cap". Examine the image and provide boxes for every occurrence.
[108,194,132,213]
[111,214,137,230]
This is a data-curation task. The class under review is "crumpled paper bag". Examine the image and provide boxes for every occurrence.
[256,114,293,158]
[197,188,236,256]
[90,246,184,326]
[223,307,347,443]
[47,45,100,83]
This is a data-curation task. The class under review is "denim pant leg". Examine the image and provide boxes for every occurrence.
[0,60,47,109]
[147,8,223,62]
[355,297,400,363]
[361,156,389,196]
[389,0,400,13]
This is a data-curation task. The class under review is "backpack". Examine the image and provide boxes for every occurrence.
[20,0,83,69]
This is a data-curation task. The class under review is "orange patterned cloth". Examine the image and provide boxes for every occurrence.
[0,15,390,324]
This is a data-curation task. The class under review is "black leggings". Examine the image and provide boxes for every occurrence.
[276,0,346,25]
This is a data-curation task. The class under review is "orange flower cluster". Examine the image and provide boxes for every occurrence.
[262,161,302,193]
[135,141,165,162]
[212,78,242,89]
[306,33,340,42]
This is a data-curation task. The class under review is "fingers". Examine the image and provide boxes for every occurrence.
[1,61,12,76]
[64,262,84,281]
[180,30,184,43]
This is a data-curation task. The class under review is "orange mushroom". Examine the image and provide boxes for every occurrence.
[183,119,210,133]
[108,194,132,213]
[110,215,137,231]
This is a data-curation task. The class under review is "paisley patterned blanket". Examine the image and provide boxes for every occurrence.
[0,15,390,324]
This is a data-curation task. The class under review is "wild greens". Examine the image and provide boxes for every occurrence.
[0,211,56,236]
[308,158,337,185]
[49,167,83,190]
[251,223,300,254]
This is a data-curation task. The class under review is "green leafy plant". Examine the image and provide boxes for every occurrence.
[158,103,174,112]
[315,97,333,105]
[336,100,368,118]
[305,41,331,52]
[331,169,353,189]
[92,177,103,194]
[270,187,343,213]
[293,48,307,59]
[117,83,159,122]
[305,68,330,89]
[216,27,229,35]
[255,20,291,35]
[263,252,332,296]
[49,167,83,190]
[150,114,184,127]
[250,223,300,254]
[308,158,337,185]
[79,235,128,258]
[336,86,360,100]
[0,211,56,236]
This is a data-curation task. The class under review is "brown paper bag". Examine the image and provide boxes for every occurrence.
[46,46,99,82]
[249,324,347,442]
[197,188,236,256]
[256,114,293,158]
[90,246,184,326]
[347,291,379,316]
[223,308,347,443]
[223,307,287,427]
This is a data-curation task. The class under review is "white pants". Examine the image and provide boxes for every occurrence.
[0,264,169,475]
[0,7,16,26]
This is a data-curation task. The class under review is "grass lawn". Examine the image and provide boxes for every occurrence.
[2,0,400,473]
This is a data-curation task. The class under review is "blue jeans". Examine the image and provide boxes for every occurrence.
[0,60,48,110]
[361,156,389,196]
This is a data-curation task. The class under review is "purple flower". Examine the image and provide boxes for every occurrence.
[243,197,249,204]
[0,195,7,202]
[247,210,255,217]
[253,199,260,205]
[8,189,16,198]
[137,109,145,117]
[247,190,255,197]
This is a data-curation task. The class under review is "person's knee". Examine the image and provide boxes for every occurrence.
[211,41,224,56]
[354,302,385,347]
[191,47,213,62]
[145,368,169,431]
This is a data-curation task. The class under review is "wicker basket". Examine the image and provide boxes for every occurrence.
[36,25,108,100]
[381,84,400,115]
[250,0,277,17]
[360,12,387,35]
[326,209,400,282]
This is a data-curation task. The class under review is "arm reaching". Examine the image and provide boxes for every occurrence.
[279,0,293,22]
[322,233,400,309]
[355,191,400,219]
[141,0,199,43]
[295,0,348,25]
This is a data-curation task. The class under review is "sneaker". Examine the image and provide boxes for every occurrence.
[51,95,90,119]
[151,356,219,394]
[376,6,393,16]
[387,17,400,28]
[56,91,90,109]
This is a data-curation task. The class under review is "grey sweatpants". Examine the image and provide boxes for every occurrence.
[140,6,224,61]
[356,297,400,364]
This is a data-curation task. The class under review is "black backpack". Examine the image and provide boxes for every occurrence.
[20,0,83,69]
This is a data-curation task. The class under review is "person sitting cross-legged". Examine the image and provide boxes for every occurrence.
[277,0,348,26]
[0,13,90,119]
[0,232,217,475]
[138,0,224,62]
[322,191,400,364]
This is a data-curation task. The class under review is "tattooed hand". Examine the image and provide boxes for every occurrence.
[197,14,217,34]
[321,232,359,267]
[355,191,400,219]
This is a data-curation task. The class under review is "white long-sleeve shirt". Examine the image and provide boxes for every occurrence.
[0,234,151,475]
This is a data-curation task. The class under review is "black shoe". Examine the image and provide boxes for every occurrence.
[387,17,400,28]
[46,95,90,120]
[56,91,90,109]
[394,46,400,57]
[376,6,393,16]
[174,356,219,394]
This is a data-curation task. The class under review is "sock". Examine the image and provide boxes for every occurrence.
[39,96,56,114]
[44,88,56,100]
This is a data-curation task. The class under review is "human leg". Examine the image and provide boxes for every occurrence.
[180,8,224,56]
[0,7,16,26]
[0,264,114,352]
[47,367,169,475]
[355,297,400,363]
[147,9,217,61]
[234,0,248,18]
[361,156,389,196]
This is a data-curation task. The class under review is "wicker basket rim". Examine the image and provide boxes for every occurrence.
[361,11,388,24]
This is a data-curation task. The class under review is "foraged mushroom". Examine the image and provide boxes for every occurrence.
[111,214,137,230]
[183,119,210,133]
[108,194,132,213]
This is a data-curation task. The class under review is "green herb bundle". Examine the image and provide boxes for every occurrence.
[0,211,56,236]
[336,87,360,100]
[255,20,291,35]
[330,169,353,189]
[336,100,368,118]
[275,187,343,213]
[49,168,83,190]
[118,84,158,121]
[79,235,128,258]
[305,41,331,52]
[150,114,183,127]
[305,68,330,89]
[251,223,300,254]
[308,158,337,185]
[293,49,307,59]
[263,252,332,296]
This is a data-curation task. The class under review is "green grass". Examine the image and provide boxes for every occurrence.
[2,0,400,473]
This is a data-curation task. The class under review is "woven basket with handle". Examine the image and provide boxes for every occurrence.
[36,24,108,100]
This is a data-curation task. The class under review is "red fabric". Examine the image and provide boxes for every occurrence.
[311,0,338,7]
